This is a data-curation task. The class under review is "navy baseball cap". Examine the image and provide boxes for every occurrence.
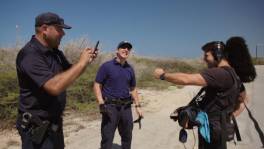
[117,41,132,49]
[35,12,72,29]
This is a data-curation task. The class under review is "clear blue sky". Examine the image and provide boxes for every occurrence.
[0,0,263,58]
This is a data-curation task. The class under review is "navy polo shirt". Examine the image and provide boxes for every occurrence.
[95,58,136,99]
[16,36,72,121]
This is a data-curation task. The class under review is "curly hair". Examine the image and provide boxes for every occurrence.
[224,36,256,82]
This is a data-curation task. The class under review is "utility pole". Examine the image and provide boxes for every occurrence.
[15,24,19,49]
[256,44,264,58]
[256,44,264,64]
[256,45,258,59]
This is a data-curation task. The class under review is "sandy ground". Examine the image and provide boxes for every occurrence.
[0,86,201,149]
[1,66,263,149]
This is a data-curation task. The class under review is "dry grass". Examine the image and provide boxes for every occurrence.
[0,37,204,129]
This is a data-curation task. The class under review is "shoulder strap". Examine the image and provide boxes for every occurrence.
[222,67,240,97]
[204,67,240,112]
[205,67,242,144]
[188,87,206,106]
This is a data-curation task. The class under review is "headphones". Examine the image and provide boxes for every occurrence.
[212,41,225,62]
[202,41,225,62]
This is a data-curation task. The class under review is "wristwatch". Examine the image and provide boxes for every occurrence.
[159,73,166,80]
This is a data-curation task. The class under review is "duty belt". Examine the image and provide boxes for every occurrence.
[18,112,60,132]
[18,112,61,144]
[104,97,133,105]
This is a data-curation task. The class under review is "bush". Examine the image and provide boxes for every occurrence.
[129,56,204,89]
[0,71,19,129]
[252,57,264,65]
[66,63,99,112]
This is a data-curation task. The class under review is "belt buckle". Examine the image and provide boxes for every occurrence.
[113,99,120,105]
[117,99,123,105]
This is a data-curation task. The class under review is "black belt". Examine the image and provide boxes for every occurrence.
[17,112,61,132]
[104,97,133,105]
[18,109,62,123]
[17,112,61,144]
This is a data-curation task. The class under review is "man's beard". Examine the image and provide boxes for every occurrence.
[44,34,60,49]
[207,60,218,68]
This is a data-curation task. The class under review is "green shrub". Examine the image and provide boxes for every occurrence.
[0,71,18,128]
[66,63,99,112]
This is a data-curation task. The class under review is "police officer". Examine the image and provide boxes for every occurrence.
[154,37,256,149]
[16,12,97,149]
[94,41,143,149]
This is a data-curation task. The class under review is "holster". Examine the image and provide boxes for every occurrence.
[19,112,51,144]
[30,120,50,144]
[100,104,112,115]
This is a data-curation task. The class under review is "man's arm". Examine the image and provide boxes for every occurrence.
[131,87,143,117]
[94,82,112,117]
[130,87,140,106]
[43,48,96,96]
[154,68,207,86]
[93,82,104,105]
[233,90,248,117]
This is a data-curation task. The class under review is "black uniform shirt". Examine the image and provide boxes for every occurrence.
[16,35,71,121]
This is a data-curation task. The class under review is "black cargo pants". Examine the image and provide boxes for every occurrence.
[100,104,133,149]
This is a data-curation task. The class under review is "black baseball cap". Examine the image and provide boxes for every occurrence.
[35,12,72,29]
[117,41,132,49]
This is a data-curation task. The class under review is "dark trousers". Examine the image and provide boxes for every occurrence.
[16,117,65,149]
[101,105,133,149]
[198,118,232,149]
[198,129,226,149]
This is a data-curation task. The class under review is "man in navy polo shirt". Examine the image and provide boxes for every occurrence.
[94,41,143,149]
[16,12,97,149]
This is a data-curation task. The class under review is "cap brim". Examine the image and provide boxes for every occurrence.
[58,24,72,29]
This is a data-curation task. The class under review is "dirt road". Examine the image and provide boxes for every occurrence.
[1,66,263,149]
[64,86,201,149]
